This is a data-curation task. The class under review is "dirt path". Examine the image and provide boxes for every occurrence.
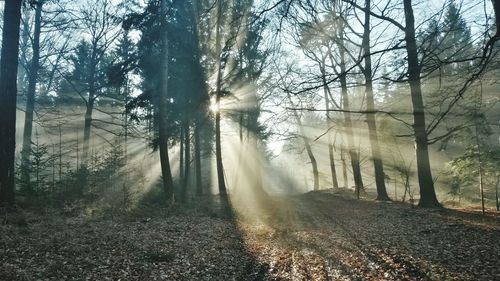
[241,191,500,281]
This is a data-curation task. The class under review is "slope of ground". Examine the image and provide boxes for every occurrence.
[0,211,258,281]
[1,191,499,280]
[241,191,500,280]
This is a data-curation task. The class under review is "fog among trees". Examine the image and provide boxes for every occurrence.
[1,0,500,280]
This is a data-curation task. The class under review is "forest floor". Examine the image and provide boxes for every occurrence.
[1,190,499,281]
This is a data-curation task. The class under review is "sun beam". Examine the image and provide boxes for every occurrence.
[209,98,219,113]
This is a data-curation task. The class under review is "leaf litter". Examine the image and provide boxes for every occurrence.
[1,191,499,280]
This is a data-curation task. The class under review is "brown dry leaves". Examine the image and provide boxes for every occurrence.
[0,213,257,281]
[1,192,499,281]
[239,191,500,281]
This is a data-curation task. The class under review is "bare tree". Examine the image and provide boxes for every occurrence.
[402,0,440,207]
[72,0,121,165]
[0,0,23,208]
[361,0,390,201]
[20,0,44,189]
[287,92,320,191]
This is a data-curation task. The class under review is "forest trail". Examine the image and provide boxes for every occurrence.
[241,191,500,280]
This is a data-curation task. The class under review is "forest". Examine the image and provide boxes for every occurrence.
[1,0,500,280]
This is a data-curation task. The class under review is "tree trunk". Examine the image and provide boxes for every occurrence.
[59,122,62,180]
[17,9,30,96]
[0,0,23,208]
[403,0,440,207]
[182,120,190,203]
[158,0,174,202]
[124,74,129,166]
[76,130,79,169]
[362,0,390,201]
[320,63,339,189]
[194,116,203,196]
[328,144,339,188]
[82,98,94,166]
[341,146,348,188]
[20,2,43,187]
[495,172,499,211]
[214,0,228,210]
[250,131,266,199]
[475,124,485,214]
[232,113,245,191]
[180,126,185,183]
[287,93,319,191]
[81,38,99,166]
[248,102,266,198]
[338,30,364,196]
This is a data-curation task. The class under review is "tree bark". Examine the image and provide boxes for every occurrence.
[248,102,266,198]
[495,172,499,211]
[21,2,43,188]
[338,29,364,196]
[492,0,500,37]
[180,126,184,183]
[475,124,485,214]
[158,0,174,202]
[287,93,319,191]
[403,0,440,207]
[0,0,23,207]
[17,9,30,96]
[82,97,94,166]
[340,146,348,188]
[232,113,245,191]
[194,116,203,196]
[181,120,190,203]
[320,62,339,189]
[362,0,390,201]
[82,45,98,166]
[214,0,228,209]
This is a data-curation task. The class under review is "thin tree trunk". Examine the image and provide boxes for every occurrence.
[320,62,339,189]
[35,131,40,191]
[232,113,245,191]
[250,129,265,198]
[20,2,43,187]
[338,30,364,196]
[478,153,485,214]
[248,101,266,198]
[76,130,79,169]
[158,0,174,202]
[0,0,23,208]
[82,98,94,165]
[180,127,184,183]
[52,144,55,193]
[59,122,62,180]
[124,75,129,166]
[287,93,319,191]
[475,124,485,214]
[214,0,229,210]
[18,9,30,96]
[362,0,390,201]
[81,37,99,167]
[194,116,203,196]
[495,172,499,211]
[341,147,348,188]
[403,0,440,207]
[328,144,339,187]
[182,120,190,203]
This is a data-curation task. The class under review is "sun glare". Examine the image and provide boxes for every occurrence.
[209,97,219,113]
